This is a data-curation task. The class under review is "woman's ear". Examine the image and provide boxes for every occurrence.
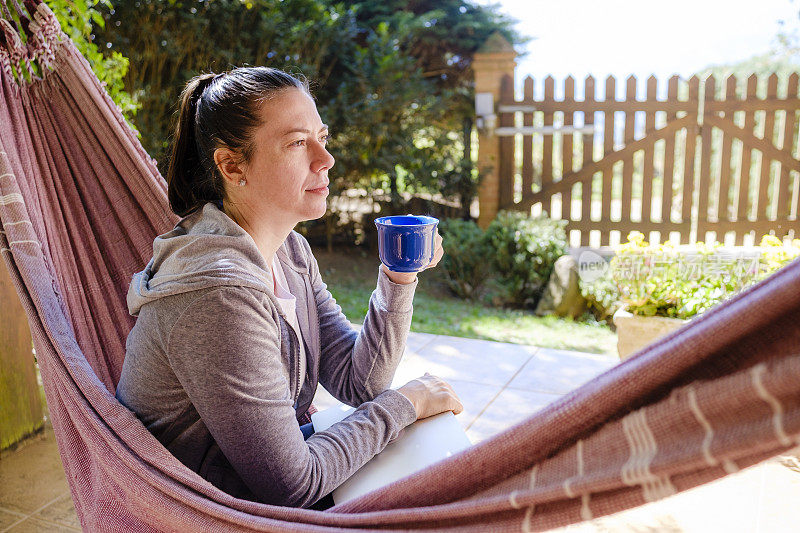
[213,147,245,185]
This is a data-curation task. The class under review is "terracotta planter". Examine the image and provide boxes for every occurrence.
[613,308,689,360]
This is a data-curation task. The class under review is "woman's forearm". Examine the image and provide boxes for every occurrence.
[316,265,417,404]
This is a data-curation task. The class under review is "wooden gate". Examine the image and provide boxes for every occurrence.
[490,73,800,246]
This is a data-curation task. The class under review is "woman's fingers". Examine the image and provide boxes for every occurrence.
[446,386,464,414]
[425,229,445,270]
[425,374,464,415]
[447,388,463,414]
[399,373,463,419]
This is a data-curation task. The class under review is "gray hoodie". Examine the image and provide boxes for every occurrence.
[116,202,417,508]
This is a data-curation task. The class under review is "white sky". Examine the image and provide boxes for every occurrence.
[478,0,799,95]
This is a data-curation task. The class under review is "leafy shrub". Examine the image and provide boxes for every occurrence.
[484,211,568,308]
[580,274,621,324]
[438,218,491,299]
[611,231,800,319]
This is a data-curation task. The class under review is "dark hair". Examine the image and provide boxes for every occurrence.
[166,67,309,217]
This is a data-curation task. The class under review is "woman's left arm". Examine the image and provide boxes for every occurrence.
[306,230,443,406]
[300,229,443,406]
[311,252,417,406]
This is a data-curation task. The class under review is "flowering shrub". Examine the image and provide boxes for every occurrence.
[758,235,800,277]
[610,232,800,319]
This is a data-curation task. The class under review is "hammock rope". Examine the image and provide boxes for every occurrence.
[1,1,799,531]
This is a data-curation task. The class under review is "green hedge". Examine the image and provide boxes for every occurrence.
[438,211,568,308]
[439,218,492,299]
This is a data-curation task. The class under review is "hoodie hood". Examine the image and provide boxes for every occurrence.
[128,202,290,316]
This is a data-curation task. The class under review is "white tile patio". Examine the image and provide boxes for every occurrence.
[506,347,620,395]
[465,387,561,443]
[315,331,618,442]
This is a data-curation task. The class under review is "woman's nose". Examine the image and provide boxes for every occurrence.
[312,144,335,173]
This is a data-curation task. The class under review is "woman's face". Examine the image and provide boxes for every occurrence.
[240,87,334,227]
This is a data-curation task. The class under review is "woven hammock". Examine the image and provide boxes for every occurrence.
[1,1,799,531]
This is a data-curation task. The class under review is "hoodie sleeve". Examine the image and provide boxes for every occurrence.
[297,236,419,407]
[166,286,415,508]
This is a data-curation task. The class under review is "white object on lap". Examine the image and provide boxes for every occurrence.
[311,401,473,504]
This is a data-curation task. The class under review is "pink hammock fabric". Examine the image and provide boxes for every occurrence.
[1,2,799,531]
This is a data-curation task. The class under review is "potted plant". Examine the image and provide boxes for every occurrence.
[610,232,799,359]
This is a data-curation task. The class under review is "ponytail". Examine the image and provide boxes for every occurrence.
[166,73,220,217]
[165,67,310,218]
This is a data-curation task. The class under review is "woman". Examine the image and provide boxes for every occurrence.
[115,66,463,510]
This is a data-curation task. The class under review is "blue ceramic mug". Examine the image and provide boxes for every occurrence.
[374,215,439,272]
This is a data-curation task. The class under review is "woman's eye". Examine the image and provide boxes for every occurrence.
[289,134,330,148]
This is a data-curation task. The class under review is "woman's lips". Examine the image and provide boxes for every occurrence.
[306,186,329,195]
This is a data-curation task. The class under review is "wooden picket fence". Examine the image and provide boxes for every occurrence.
[494,73,800,246]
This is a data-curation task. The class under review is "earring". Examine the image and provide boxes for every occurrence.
[238,178,246,187]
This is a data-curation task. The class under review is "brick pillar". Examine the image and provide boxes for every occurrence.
[473,32,517,228]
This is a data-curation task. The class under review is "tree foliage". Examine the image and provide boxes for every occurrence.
[92,0,523,206]
[48,0,139,120]
[338,1,521,106]
[331,0,525,203]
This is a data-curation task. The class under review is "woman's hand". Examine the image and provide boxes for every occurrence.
[426,228,444,269]
[396,373,463,420]
[381,229,444,285]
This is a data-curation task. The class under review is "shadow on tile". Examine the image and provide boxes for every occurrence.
[507,347,618,395]
[405,332,438,353]
[0,508,26,530]
[0,428,70,515]
[34,493,80,531]
[405,335,537,386]
[5,516,80,532]
[466,388,561,443]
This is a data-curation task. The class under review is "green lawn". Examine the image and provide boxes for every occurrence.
[314,247,618,358]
